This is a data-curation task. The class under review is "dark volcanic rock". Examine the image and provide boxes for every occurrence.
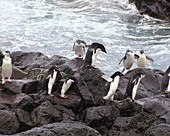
[11,51,50,71]
[129,0,170,21]
[3,79,39,94]
[0,110,19,135]
[145,123,170,136]
[10,122,101,136]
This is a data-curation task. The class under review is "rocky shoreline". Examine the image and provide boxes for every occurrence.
[0,51,169,136]
[129,0,170,21]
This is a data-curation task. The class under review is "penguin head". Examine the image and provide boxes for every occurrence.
[110,71,124,79]
[140,50,144,54]
[126,50,133,56]
[74,40,86,47]
[4,51,10,57]
[91,43,107,53]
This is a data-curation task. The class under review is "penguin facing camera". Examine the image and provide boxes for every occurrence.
[102,71,124,101]
[160,66,170,93]
[134,50,153,68]
[118,50,135,74]
[125,70,146,100]
[73,40,86,58]
[0,51,13,84]
[84,42,107,67]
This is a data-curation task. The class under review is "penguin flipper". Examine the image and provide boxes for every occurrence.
[118,56,126,65]
[101,75,113,82]
[146,56,154,62]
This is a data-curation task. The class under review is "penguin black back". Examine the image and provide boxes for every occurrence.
[84,42,106,65]
[160,66,170,92]
[110,71,124,80]
[125,72,144,99]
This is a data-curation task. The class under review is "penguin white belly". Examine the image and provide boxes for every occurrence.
[124,56,134,69]
[48,71,57,95]
[167,79,170,92]
[137,55,146,67]
[92,49,100,66]
[60,79,74,98]
[103,76,120,101]
[132,78,141,100]
[75,46,84,57]
[1,60,12,77]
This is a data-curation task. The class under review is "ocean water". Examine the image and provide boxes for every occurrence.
[0,0,170,75]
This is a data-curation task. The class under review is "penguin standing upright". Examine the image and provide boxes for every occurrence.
[135,50,153,68]
[1,51,13,84]
[60,76,76,98]
[84,42,107,67]
[102,71,124,101]
[73,40,86,58]
[125,70,145,100]
[43,65,63,96]
[118,50,135,74]
[160,66,170,93]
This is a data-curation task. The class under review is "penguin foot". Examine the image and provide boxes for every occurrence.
[49,94,54,96]
[1,80,5,85]
[7,79,12,82]
[103,96,109,100]
[60,95,68,99]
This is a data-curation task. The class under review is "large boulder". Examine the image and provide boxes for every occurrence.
[129,0,170,21]
[10,122,102,136]
[0,110,19,135]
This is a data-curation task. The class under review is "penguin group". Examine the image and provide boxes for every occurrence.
[0,40,169,101]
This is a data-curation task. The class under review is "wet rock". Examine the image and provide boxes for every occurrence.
[16,109,34,131]
[129,0,170,21]
[31,101,75,126]
[145,123,170,136]
[82,105,119,135]
[0,91,32,109]
[3,79,39,94]
[0,110,19,135]
[11,122,102,136]
[11,51,50,71]
[136,95,170,116]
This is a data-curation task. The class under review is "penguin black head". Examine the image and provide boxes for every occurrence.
[126,50,133,55]
[4,51,11,57]
[90,43,107,53]
[140,50,144,54]
[75,40,86,45]
[110,71,124,79]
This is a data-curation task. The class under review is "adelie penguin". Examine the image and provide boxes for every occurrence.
[73,40,86,58]
[60,76,76,98]
[118,50,135,74]
[125,69,145,100]
[42,65,63,96]
[0,51,13,84]
[84,42,107,67]
[102,71,124,101]
[135,50,153,68]
[160,66,170,93]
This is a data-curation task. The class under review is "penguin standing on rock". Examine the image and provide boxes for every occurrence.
[102,71,124,101]
[60,76,76,98]
[160,66,170,93]
[135,50,153,68]
[1,51,13,84]
[43,65,63,96]
[125,70,145,100]
[118,50,135,74]
[84,42,107,67]
[73,40,86,58]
